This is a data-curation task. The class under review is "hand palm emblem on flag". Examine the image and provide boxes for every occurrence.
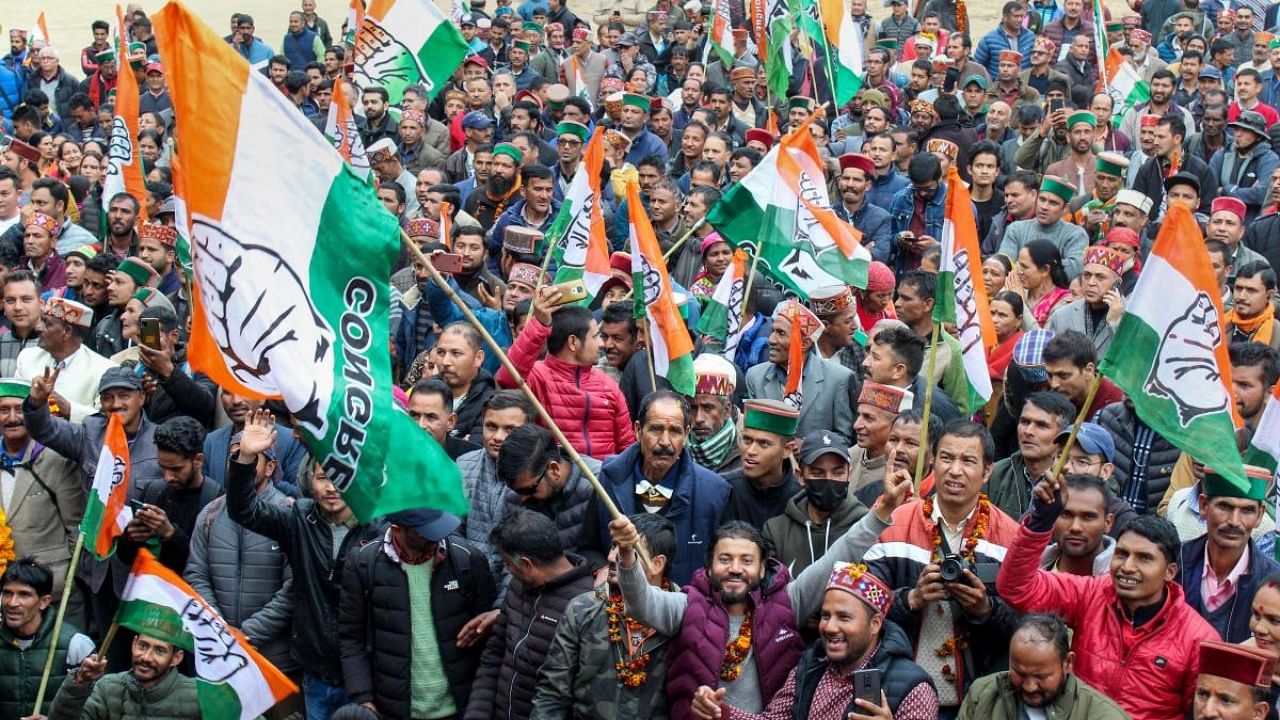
[1144,293,1228,426]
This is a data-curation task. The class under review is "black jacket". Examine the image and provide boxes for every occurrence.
[791,621,934,719]
[464,554,597,720]
[453,371,496,444]
[340,534,498,719]
[1244,212,1280,270]
[225,457,382,684]
[1132,153,1217,219]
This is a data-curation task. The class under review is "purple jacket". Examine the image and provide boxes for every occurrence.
[666,559,803,720]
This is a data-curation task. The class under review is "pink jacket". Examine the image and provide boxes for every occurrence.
[996,521,1220,720]
[496,317,635,460]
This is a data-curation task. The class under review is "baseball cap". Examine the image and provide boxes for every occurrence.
[1055,422,1115,463]
[799,431,852,465]
[384,508,462,542]
[99,366,143,394]
[618,32,639,47]
[462,111,494,129]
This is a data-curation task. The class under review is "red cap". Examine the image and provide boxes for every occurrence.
[1211,196,1247,222]
[1104,226,1140,249]
[1139,114,1160,127]
[463,54,489,68]
[744,128,774,149]
[838,153,875,177]
[1199,640,1277,688]
[144,62,163,75]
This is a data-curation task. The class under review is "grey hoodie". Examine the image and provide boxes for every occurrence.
[763,489,869,577]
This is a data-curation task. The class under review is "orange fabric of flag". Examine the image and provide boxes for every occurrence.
[785,312,803,398]
[111,4,149,221]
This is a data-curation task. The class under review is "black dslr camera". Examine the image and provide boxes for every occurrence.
[938,554,972,583]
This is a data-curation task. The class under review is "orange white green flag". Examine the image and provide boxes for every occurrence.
[81,413,132,560]
[117,549,297,719]
[323,77,371,175]
[1099,202,1247,490]
[933,162,996,409]
[629,180,695,396]
[154,0,466,521]
[350,0,471,105]
[549,127,611,304]
[704,0,735,66]
[102,5,148,220]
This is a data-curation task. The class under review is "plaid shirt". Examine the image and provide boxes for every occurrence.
[0,329,37,378]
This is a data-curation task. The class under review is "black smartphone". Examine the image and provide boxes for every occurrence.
[1049,98,1065,116]
[128,499,147,513]
[942,67,959,93]
[853,668,882,708]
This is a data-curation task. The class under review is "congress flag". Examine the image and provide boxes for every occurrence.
[351,0,470,105]
[549,128,611,303]
[629,181,696,396]
[323,77,371,175]
[1099,202,1246,490]
[696,247,750,362]
[102,5,148,221]
[117,550,297,720]
[818,0,864,105]
[80,413,132,560]
[154,1,466,521]
[934,163,995,409]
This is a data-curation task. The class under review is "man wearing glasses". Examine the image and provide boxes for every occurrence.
[1053,422,1137,545]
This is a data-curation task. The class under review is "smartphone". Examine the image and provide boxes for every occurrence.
[128,499,148,513]
[140,318,162,350]
[430,252,464,274]
[551,279,588,305]
[1049,98,1065,116]
[853,669,882,708]
[942,67,959,93]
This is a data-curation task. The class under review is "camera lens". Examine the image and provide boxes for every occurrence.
[939,557,963,583]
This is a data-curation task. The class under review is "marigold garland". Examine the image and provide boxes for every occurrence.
[606,584,668,688]
[718,608,754,682]
[0,504,15,576]
[923,493,989,679]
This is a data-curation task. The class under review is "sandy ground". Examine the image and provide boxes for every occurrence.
[5,0,1008,81]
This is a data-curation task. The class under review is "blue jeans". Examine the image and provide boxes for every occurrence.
[302,672,349,720]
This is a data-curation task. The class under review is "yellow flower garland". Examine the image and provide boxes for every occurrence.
[0,504,17,576]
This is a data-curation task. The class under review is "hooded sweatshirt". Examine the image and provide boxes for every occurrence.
[763,489,869,577]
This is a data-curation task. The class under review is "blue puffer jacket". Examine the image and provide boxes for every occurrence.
[0,65,24,120]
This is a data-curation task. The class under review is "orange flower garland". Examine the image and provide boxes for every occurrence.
[718,608,754,681]
[922,493,990,683]
[0,504,16,576]
[606,585,668,688]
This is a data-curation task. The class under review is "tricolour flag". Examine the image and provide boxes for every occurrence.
[784,313,805,409]
[818,0,864,105]
[81,413,132,560]
[705,0,735,66]
[934,163,995,410]
[696,248,750,362]
[1099,202,1247,490]
[1247,382,1280,473]
[629,181,696,396]
[102,5,148,221]
[324,77,371,174]
[549,129,611,304]
[169,153,193,282]
[343,0,364,45]
[1092,0,1109,89]
[351,0,470,105]
[708,112,870,300]
[118,550,296,720]
[1104,47,1150,118]
[155,0,466,521]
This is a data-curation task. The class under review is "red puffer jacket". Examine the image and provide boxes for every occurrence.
[996,521,1220,720]
[496,316,635,459]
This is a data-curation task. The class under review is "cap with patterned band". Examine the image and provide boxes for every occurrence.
[44,297,94,329]
[115,257,161,289]
[508,263,549,288]
[1084,246,1125,277]
[858,381,914,414]
[693,353,737,396]
[827,562,893,616]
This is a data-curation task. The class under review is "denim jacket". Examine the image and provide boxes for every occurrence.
[888,181,948,275]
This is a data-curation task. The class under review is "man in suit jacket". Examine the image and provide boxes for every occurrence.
[0,379,85,597]
[563,27,606,106]
[746,300,856,444]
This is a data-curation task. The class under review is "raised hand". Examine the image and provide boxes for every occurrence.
[237,409,278,460]
[28,366,59,405]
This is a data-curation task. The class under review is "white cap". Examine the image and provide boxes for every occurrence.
[683,0,702,12]
[1114,188,1153,215]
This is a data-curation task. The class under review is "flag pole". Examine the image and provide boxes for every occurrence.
[810,0,842,114]
[1048,373,1104,481]
[32,532,85,716]
[646,336,659,393]
[914,321,942,493]
[97,622,119,657]
[739,244,764,325]
[618,220,708,304]
[400,230,654,567]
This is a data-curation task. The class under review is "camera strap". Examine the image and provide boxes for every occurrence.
[936,525,957,558]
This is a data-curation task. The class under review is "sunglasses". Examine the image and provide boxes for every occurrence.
[510,465,549,496]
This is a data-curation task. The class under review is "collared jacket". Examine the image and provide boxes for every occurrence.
[1208,141,1279,219]
[746,353,856,444]
[958,672,1128,720]
[1176,535,1280,643]
[1,440,84,596]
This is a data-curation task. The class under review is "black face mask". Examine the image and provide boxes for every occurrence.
[805,478,849,512]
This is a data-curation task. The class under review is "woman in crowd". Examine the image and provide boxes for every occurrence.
[1243,574,1280,717]
[984,290,1025,425]
[983,254,1013,298]
[58,140,84,176]
[690,233,732,301]
[1009,239,1073,327]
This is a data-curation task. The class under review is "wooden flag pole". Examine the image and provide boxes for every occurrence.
[32,532,86,715]
[1047,374,1105,481]
[739,245,764,325]
[914,321,942,494]
[400,231,653,568]
[617,220,708,305]
[97,622,120,659]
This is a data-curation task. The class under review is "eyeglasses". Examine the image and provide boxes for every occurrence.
[510,465,548,496]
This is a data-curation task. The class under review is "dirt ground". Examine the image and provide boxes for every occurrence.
[6,0,1012,81]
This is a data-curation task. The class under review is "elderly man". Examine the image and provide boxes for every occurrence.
[810,285,866,375]
[687,354,741,474]
[1192,641,1276,720]
[850,382,913,503]
[1047,245,1127,356]
[15,297,116,422]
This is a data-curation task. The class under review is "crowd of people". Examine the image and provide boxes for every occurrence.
[0,0,1277,718]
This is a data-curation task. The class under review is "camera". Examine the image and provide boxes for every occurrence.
[938,554,972,583]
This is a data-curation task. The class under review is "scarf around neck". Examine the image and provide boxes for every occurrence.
[1227,301,1275,346]
[688,418,736,469]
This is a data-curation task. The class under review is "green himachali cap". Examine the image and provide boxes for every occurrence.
[788,96,815,111]
[116,257,161,288]
[0,379,29,400]
[513,40,532,52]
[556,121,589,142]
[1203,465,1272,502]
[743,399,800,438]
[1040,176,1075,204]
[622,93,651,111]
[1067,110,1097,129]
[492,143,523,163]
[1096,151,1128,177]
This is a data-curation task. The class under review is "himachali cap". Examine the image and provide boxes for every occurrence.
[66,245,98,262]
[572,26,590,40]
[605,127,632,150]
[730,66,755,81]
[838,153,875,177]
[1115,188,1153,214]
[400,108,426,126]
[799,431,852,464]
[1105,21,1124,32]
[507,263,549,288]
[998,49,1023,64]
[1084,245,1125,276]
[925,138,958,162]
[95,49,116,63]
[809,285,855,316]
[858,381,914,414]
[557,121,589,142]
[1271,38,1280,50]
[1199,640,1277,688]
[132,287,175,312]
[743,399,800,437]
[789,96,815,112]
[875,38,899,50]
[745,128,774,149]
[1131,28,1152,43]
[1122,14,1141,27]
[1138,114,1160,128]
[1204,465,1273,501]
[775,299,825,341]
[367,138,397,163]
[1211,197,1247,222]
[622,93,652,111]
[493,142,524,163]
[405,218,440,240]
[25,211,60,237]
[44,297,94,329]
[503,226,543,254]
[522,21,544,33]
[513,40,532,52]
[138,222,177,248]
[909,99,936,117]
[115,257,161,289]
[546,84,570,107]
[1039,176,1076,204]
[1105,226,1141,250]
[647,9,669,20]
[827,562,893,616]
[1096,151,1129,177]
[0,378,28,400]
[931,57,953,72]
[694,353,737,396]
[1067,111,1097,129]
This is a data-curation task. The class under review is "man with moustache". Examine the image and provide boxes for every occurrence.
[48,635,198,720]
[686,354,741,475]
[850,382,914,504]
[1176,466,1280,643]
[855,409,942,506]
